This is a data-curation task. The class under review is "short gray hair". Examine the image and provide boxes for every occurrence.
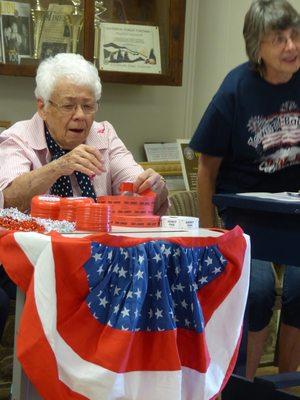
[243,0,300,74]
[34,53,102,102]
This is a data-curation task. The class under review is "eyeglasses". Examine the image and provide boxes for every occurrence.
[262,28,300,50]
[48,99,99,114]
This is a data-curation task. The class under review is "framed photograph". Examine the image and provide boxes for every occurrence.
[99,22,161,74]
[0,120,10,133]
[38,4,73,58]
[1,1,31,64]
[40,42,67,59]
[177,139,200,192]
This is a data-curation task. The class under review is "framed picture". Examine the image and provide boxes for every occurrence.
[38,4,73,58]
[99,22,161,74]
[0,120,10,133]
[1,1,31,64]
[40,42,67,59]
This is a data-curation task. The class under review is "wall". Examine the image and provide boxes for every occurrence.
[0,0,299,160]
[0,72,187,161]
[192,0,250,131]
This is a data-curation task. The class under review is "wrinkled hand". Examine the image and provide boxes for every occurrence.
[53,144,105,177]
[133,168,164,193]
[133,168,169,215]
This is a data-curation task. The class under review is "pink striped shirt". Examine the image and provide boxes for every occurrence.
[0,113,144,208]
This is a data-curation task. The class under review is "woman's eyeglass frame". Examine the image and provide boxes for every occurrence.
[48,99,99,115]
[261,27,300,50]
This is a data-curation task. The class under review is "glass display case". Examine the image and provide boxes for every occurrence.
[0,0,186,85]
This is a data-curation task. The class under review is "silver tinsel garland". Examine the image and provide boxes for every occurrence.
[0,208,75,233]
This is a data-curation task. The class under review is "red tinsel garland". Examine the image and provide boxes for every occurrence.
[0,216,45,232]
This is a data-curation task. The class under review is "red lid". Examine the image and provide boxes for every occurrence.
[31,195,61,220]
[119,181,134,193]
[60,197,94,206]
[32,195,61,203]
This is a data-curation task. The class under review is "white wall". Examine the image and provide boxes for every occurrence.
[0,72,186,161]
[0,0,299,160]
[192,0,251,131]
[97,82,186,159]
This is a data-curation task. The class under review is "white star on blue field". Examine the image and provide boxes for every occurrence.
[84,240,227,333]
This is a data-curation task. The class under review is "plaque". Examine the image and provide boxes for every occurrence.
[99,22,161,74]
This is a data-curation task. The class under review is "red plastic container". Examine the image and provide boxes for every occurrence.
[76,203,111,232]
[31,195,61,220]
[58,197,94,222]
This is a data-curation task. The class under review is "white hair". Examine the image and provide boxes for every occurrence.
[34,53,102,102]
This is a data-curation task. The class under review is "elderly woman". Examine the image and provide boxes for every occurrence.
[0,53,168,212]
[189,0,300,379]
[0,53,169,341]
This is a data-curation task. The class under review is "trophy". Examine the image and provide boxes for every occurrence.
[94,1,107,65]
[65,0,84,54]
[31,0,47,59]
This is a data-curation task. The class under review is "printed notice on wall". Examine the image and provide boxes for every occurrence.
[99,22,161,74]
[144,142,180,162]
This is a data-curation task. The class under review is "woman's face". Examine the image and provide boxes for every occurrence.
[259,28,300,84]
[5,27,11,38]
[11,23,18,34]
[38,81,96,150]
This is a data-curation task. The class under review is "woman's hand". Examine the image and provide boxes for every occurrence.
[53,144,106,177]
[133,168,169,215]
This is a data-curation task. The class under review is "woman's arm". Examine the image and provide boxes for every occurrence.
[3,161,63,211]
[3,144,105,211]
[197,154,223,228]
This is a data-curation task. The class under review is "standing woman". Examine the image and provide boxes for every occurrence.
[190,0,300,379]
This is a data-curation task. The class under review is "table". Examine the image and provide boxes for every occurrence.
[213,193,300,399]
[0,227,250,400]
[213,193,300,265]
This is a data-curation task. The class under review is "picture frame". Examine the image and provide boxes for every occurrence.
[38,4,73,58]
[177,139,200,192]
[1,1,31,64]
[40,42,68,59]
[99,22,161,74]
[0,120,10,133]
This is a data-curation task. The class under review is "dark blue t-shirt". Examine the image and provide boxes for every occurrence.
[189,62,300,193]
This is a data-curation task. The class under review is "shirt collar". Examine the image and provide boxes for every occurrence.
[26,112,48,151]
